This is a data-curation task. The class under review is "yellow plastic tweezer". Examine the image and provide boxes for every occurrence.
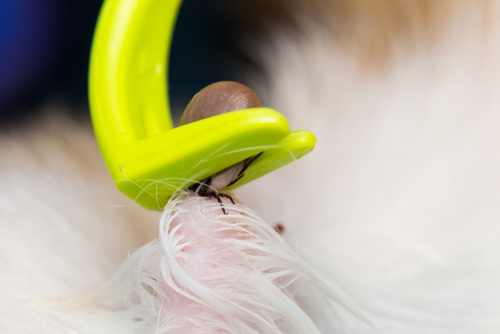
[88,0,316,210]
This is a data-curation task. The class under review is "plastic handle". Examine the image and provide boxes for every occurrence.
[89,0,316,209]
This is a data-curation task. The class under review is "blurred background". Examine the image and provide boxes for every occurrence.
[0,0,273,123]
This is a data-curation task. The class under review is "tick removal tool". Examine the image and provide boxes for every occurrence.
[89,0,317,210]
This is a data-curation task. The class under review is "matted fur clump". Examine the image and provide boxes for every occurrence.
[88,193,380,334]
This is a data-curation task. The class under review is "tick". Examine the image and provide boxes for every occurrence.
[180,81,264,214]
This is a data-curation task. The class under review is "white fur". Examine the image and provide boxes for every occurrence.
[0,112,160,333]
[237,1,500,332]
[0,191,382,333]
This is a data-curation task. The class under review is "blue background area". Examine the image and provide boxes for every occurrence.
[0,0,254,121]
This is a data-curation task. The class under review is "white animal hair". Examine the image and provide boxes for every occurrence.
[237,0,500,332]
[0,192,381,333]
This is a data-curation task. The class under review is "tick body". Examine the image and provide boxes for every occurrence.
[180,81,263,214]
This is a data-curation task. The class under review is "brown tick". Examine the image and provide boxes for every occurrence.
[179,81,263,214]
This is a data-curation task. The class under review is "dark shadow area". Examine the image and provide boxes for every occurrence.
[0,0,267,123]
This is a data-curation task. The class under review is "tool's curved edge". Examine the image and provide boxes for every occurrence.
[117,128,317,210]
[89,0,182,153]
[224,130,317,191]
[112,108,291,209]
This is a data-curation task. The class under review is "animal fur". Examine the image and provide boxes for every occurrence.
[2,0,500,332]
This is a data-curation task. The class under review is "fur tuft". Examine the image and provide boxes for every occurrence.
[1,194,382,333]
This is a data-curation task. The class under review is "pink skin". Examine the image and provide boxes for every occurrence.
[108,193,368,333]
[142,194,357,333]
[169,195,240,283]
[156,194,249,333]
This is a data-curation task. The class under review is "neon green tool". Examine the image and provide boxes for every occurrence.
[89,0,316,210]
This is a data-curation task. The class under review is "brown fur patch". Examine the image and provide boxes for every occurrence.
[223,0,492,67]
